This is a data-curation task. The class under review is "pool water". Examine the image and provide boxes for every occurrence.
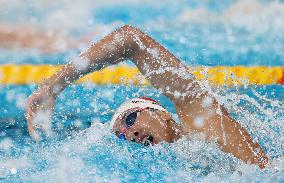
[0,0,284,182]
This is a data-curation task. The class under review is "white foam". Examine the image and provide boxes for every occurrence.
[0,138,13,151]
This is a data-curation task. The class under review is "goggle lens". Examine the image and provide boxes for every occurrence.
[125,111,138,127]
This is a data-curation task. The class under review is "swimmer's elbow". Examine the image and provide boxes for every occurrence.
[119,25,141,33]
[118,25,145,41]
[116,25,146,56]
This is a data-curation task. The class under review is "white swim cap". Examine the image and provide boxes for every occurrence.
[110,97,167,128]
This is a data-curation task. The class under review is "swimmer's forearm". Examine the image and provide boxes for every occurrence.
[41,31,124,97]
[41,63,91,97]
[40,27,128,96]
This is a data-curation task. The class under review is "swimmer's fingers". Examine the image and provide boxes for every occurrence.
[25,105,41,141]
[25,87,55,141]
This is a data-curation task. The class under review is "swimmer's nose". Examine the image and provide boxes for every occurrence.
[129,131,140,142]
[120,130,139,142]
[130,132,139,142]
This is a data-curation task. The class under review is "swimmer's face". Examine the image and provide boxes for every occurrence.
[112,108,176,146]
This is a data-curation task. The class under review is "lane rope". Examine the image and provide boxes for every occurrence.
[0,64,283,86]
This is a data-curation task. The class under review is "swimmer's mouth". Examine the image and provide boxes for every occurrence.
[142,135,154,146]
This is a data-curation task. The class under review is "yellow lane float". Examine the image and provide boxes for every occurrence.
[0,65,283,86]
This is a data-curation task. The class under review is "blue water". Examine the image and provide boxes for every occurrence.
[0,0,284,182]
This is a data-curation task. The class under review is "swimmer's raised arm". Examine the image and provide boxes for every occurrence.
[40,25,197,102]
[25,25,268,168]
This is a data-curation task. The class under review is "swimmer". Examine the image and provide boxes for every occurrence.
[25,25,269,169]
[0,23,91,53]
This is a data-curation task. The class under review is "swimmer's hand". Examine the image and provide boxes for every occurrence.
[25,85,55,141]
